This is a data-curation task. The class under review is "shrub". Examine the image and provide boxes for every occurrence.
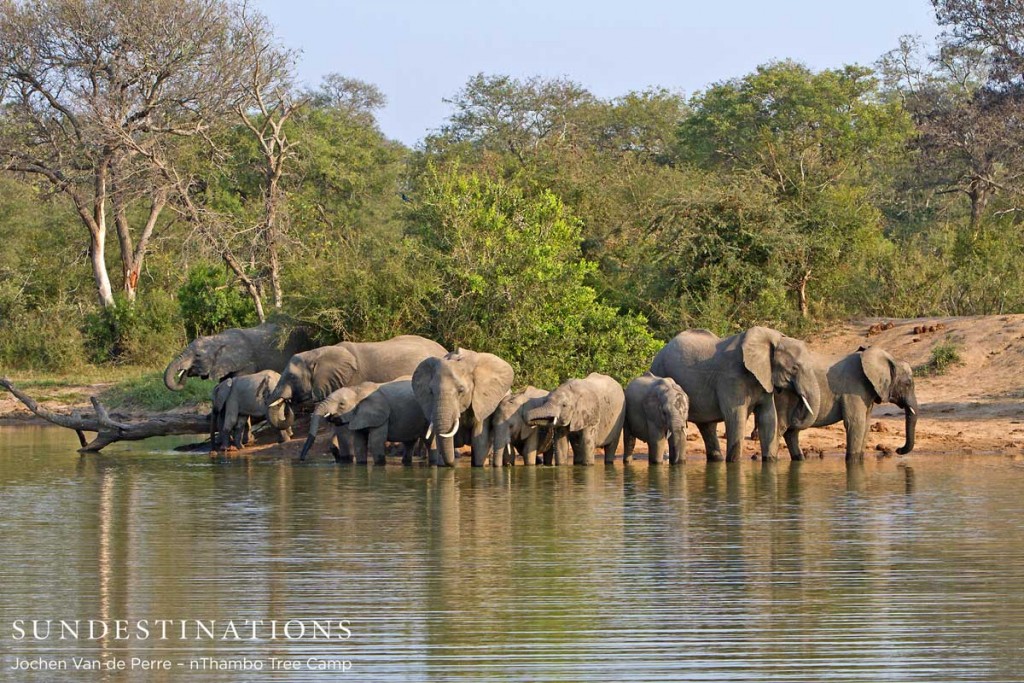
[178,264,257,339]
[411,167,660,385]
[0,303,87,372]
[82,291,182,366]
[921,337,963,376]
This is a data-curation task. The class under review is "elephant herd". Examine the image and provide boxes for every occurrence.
[164,322,919,466]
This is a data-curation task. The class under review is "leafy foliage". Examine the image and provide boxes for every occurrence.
[178,265,258,339]
[411,167,659,385]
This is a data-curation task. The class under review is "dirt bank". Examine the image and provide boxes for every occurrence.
[3,315,1023,458]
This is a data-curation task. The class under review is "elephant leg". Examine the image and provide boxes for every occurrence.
[522,431,539,466]
[573,430,596,466]
[842,395,870,460]
[401,441,415,466]
[784,428,804,460]
[647,417,665,464]
[724,408,750,463]
[698,422,723,462]
[554,433,570,466]
[604,423,622,465]
[336,427,355,464]
[368,426,388,466]
[351,430,369,465]
[622,424,636,464]
[219,402,239,451]
[471,418,491,468]
[277,427,290,444]
[753,399,779,462]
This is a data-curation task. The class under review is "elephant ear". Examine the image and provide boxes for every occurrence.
[348,394,389,432]
[860,347,895,402]
[310,347,358,400]
[741,326,782,393]
[567,385,596,432]
[471,354,515,421]
[412,357,441,415]
[212,379,233,410]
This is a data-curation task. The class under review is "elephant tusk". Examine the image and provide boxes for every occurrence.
[506,443,512,459]
[176,369,186,381]
[268,398,284,407]
[323,411,332,418]
[801,395,812,415]
[438,418,459,439]
[908,406,916,416]
[425,423,433,440]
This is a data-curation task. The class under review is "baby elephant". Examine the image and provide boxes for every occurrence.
[299,381,384,462]
[490,386,551,466]
[623,373,689,465]
[214,370,292,452]
[526,373,625,465]
[336,378,429,465]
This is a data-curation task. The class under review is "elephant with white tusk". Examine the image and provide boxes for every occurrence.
[650,326,820,462]
[775,346,919,460]
[265,335,446,460]
[212,370,292,451]
[525,373,625,466]
[164,322,312,391]
[298,381,385,462]
[412,349,514,467]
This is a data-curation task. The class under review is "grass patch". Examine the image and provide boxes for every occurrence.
[919,338,963,377]
[100,372,215,411]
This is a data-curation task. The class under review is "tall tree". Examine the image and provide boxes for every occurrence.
[0,0,254,308]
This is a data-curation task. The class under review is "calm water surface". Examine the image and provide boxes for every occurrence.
[1,426,1024,681]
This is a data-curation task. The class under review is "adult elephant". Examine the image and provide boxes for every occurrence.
[412,349,514,467]
[164,322,312,391]
[776,346,918,461]
[265,335,446,433]
[650,326,820,462]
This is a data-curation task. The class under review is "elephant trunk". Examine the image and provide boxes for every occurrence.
[164,352,192,391]
[491,420,510,467]
[266,383,293,429]
[299,413,323,461]
[434,401,459,467]
[788,372,820,430]
[526,404,558,427]
[897,392,918,455]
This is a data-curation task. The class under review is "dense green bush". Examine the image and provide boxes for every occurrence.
[0,302,87,372]
[82,292,182,366]
[177,264,258,339]
[411,167,660,385]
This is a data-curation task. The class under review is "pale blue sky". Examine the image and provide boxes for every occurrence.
[254,0,938,145]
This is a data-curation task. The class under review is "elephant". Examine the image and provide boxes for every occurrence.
[333,379,430,466]
[525,373,625,466]
[649,326,820,463]
[622,373,689,465]
[210,377,236,448]
[489,386,552,466]
[298,380,386,462]
[412,348,515,467]
[775,346,918,461]
[265,335,446,454]
[214,370,292,451]
[164,322,312,391]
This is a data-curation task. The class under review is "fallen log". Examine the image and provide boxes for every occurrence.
[0,377,210,452]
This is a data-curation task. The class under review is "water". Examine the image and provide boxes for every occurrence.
[1,425,1023,681]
